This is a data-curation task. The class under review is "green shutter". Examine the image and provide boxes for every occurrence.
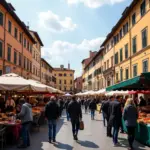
[133,37,136,54]
[120,48,123,62]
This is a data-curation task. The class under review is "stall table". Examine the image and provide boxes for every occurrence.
[122,119,150,147]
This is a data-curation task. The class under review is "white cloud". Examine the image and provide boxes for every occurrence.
[42,37,105,77]
[38,10,77,32]
[66,0,126,8]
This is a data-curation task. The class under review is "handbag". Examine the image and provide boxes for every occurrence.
[79,120,84,130]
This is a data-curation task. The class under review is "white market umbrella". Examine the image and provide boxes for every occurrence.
[65,93,72,97]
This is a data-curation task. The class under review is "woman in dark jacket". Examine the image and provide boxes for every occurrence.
[123,98,138,150]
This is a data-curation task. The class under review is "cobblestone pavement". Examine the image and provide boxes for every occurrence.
[6,111,150,150]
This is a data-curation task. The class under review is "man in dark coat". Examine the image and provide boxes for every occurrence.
[101,96,114,137]
[45,96,60,143]
[109,96,122,146]
[89,99,97,120]
[65,99,70,121]
[68,96,82,140]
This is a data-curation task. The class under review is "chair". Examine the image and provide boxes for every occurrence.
[0,127,6,150]
[32,115,40,132]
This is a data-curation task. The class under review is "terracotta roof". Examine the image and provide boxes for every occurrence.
[30,30,44,46]
[41,58,53,70]
[1,0,36,43]
[54,68,75,72]
[101,0,138,47]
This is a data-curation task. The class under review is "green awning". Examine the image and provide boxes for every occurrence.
[106,73,150,91]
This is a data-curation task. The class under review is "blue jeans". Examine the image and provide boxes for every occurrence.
[48,120,57,140]
[113,124,119,144]
[21,123,31,146]
[91,110,95,119]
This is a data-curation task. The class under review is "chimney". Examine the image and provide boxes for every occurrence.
[68,63,70,69]
[89,50,92,57]
[26,21,30,30]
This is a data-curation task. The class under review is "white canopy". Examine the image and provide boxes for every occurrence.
[0,73,31,91]
[105,90,129,96]
[64,93,72,96]
[93,89,106,95]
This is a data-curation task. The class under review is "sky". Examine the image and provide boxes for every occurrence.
[7,0,132,77]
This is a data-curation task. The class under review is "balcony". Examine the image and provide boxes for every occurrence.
[103,67,115,75]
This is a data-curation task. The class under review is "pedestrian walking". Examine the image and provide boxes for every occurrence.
[68,96,82,140]
[89,99,97,120]
[84,100,88,113]
[17,98,33,148]
[45,96,60,143]
[65,99,70,121]
[109,96,122,146]
[123,98,138,150]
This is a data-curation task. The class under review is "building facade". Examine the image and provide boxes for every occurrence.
[0,0,36,79]
[41,58,56,87]
[82,0,150,91]
[74,76,82,93]
[53,65,75,93]
[30,30,43,81]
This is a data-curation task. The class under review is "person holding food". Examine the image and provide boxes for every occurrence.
[5,96,15,112]
[123,98,138,150]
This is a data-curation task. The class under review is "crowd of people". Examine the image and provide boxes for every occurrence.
[0,94,149,149]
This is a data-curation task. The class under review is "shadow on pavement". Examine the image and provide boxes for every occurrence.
[78,140,99,148]
[118,137,147,150]
[54,142,73,150]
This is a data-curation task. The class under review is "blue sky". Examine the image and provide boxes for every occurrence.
[7,0,131,77]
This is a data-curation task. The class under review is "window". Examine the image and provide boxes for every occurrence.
[120,69,123,81]
[0,70,2,76]
[123,22,128,35]
[59,73,62,76]
[119,29,123,39]
[24,38,26,48]
[141,0,146,17]
[19,53,21,66]
[142,28,147,48]
[133,65,137,77]
[14,51,17,65]
[116,73,119,81]
[120,48,123,62]
[30,62,32,72]
[0,12,3,26]
[24,56,26,69]
[115,52,118,64]
[19,33,22,43]
[64,73,66,76]
[125,44,128,59]
[8,20,12,33]
[70,80,72,84]
[132,13,136,26]
[59,86,61,90]
[27,41,29,50]
[64,87,66,91]
[70,87,72,91]
[0,41,3,58]
[7,46,11,62]
[143,59,148,73]
[132,36,137,54]
[27,59,29,71]
[14,28,18,39]
[125,68,129,80]
[59,80,61,84]
[64,80,66,84]
[30,45,32,53]
[107,60,109,69]
[70,74,72,76]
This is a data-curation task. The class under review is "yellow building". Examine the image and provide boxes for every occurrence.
[82,49,104,91]
[101,0,150,85]
[30,30,43,81]
[82,0,150,91]
[41,58,56,87]
[53,65,75,92]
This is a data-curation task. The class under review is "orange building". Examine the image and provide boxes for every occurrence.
[41,58,56,87]
[30,30,43,81]
[0,0,36,78]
